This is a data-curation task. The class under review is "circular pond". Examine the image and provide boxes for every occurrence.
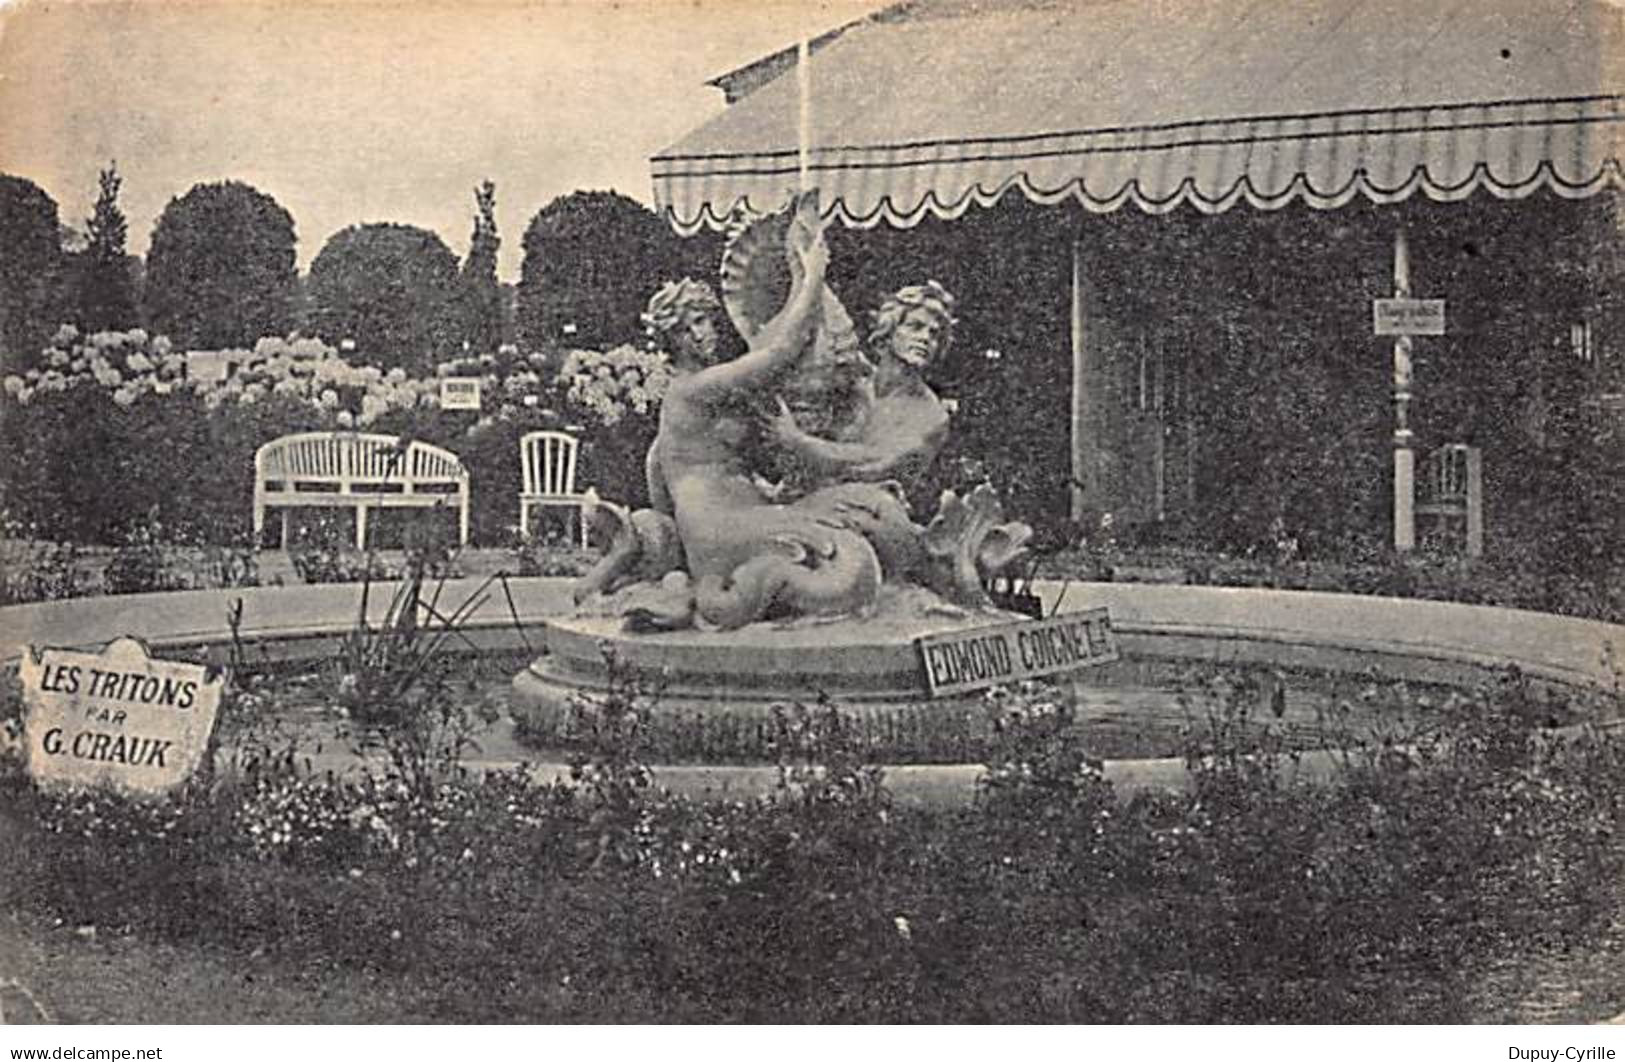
[3,577,1620,803]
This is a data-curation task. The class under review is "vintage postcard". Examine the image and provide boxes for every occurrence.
[0,0,1621,1043]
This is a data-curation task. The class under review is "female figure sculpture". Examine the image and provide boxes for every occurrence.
[576,195,885,629]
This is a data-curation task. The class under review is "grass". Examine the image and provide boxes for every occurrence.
[0,909,423,1024]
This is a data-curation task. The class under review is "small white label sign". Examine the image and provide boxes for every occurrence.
[19,637,223,796]
[440,377,482,410]
[1374,298,1446,336]
[916,607,1119,697]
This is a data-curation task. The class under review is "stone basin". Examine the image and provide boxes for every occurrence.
[511,601,1036,758]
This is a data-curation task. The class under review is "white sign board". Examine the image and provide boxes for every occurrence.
[19,637,223,796]
[916,607,1119,697]
[1373,298,1446,336]
[440,377,482,410]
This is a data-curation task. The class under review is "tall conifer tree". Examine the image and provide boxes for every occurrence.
[79,162,138,332]
[459,180,505,354]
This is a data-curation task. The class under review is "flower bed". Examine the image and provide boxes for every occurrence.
[0,530,603,604]
[0,328,662,551]
[2,662,1621,1022]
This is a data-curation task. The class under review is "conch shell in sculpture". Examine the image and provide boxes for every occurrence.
[722,195,873,442]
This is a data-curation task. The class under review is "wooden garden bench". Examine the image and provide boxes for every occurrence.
[253,431,471,549]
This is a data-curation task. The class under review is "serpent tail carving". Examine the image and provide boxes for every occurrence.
[693,525,883,630]
[572,499,684,605]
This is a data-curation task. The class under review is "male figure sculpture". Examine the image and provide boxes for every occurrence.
[768,280,955,499]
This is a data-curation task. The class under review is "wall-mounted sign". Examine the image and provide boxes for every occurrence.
[1374,298,1446,336]
[440,377,482,410]
[19,637,223,796]
[916,607,1119,698]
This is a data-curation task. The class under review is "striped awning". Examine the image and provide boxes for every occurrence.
[653,0,1625,232]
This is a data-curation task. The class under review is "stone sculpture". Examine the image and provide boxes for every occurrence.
[573,191,1031,632]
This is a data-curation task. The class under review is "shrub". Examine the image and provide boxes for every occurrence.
[510,537,596,578]
[2,663,1621,1021]
[0,173,65,373]
[308,223,462,375]
[516,190,683,351]
[287,513,390,585]
[329,519,501,798]
[145,181,297,349]
[558,344,671,426]
[1035,541,1625,625]
[0,329,322,544]
[0,668,24,780]
[102,512,183,595]
[0,327,646,549]
[199,541,261,589]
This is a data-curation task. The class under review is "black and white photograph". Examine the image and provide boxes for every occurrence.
[0,0,1623,1039]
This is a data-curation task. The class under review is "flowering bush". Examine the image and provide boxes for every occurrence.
[558,344,671,427]
[0,323,685,547]
[0,669,24,779]
[206,338,437,427]
[436,345,556,419]
[511,539,598,577]
[1033,541,1625,624]
[235,772,374,865]
[0,333,498,544]
[32,785,195,844]
[2,328,452,424]
[3,326,180,406]
[101,512,187,595]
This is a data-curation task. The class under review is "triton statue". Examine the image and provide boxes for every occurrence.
[574,191,1030,631]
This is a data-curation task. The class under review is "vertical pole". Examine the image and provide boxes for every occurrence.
[1393,225,1416,552]
[1153,336,1166,521]
[1465,446,1484,558]
[1070,236,1089,523]
[797,38,812,193]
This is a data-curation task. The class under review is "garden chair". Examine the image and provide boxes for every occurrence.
[1415,443,1484,557]
[519,430,591,546]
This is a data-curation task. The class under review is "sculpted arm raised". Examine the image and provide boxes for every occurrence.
[770,391,947,484]
[683,216,829,405]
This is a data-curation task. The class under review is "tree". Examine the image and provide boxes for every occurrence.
[307,222,461,373]
[145,180,297,349]
[77,162,139,332]
[0,173,65,371]
[459,180,506,353]
[516,190,682,351]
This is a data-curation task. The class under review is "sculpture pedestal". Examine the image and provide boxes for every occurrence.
[511,598,1025,762]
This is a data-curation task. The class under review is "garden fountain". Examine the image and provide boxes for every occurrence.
[508,194,1625,766]
[511,192,1054,753]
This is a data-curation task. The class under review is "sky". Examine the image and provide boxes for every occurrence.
[0,0,886,279]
